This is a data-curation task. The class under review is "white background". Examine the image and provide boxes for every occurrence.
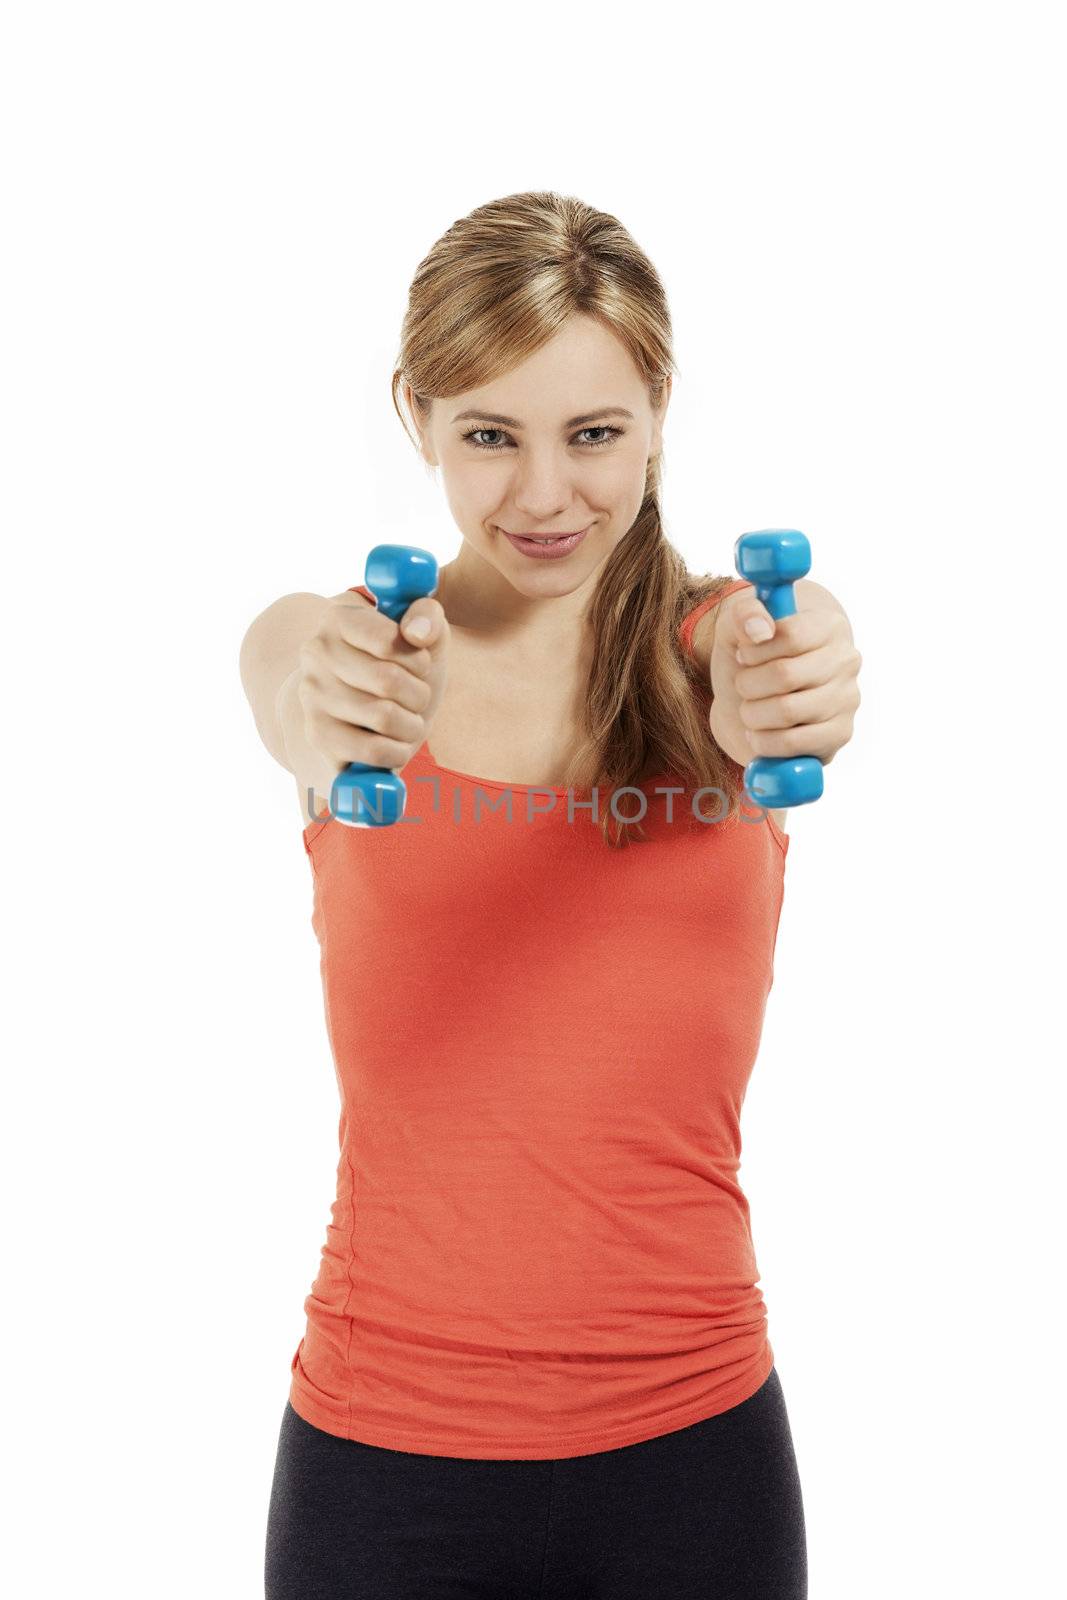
[3,3,1063,1595]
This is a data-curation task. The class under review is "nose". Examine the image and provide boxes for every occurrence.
[505,447,593,520]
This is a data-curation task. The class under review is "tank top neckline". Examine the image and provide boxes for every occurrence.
[417,740,682,798]
[302,742,679,842]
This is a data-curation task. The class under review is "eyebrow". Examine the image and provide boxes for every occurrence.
[450,406,636,429]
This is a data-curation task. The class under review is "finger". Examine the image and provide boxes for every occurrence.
[745,712,851,760]
[310,708,418,771]
[334,600,433,671]
[733,610,831,665]
[331,601,434,683]
[334,601,398,656]
[320,637,433,711]
[735,641,840,697]
[739,678,842,731]
[312,679,428,743]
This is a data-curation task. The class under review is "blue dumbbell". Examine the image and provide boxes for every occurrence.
[329,543,439,828]
[733,529,824,810]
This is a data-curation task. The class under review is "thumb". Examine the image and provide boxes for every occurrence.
[721,591,775,647]
[399,597,445,645]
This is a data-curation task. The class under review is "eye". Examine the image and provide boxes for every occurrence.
[460,425,624,453]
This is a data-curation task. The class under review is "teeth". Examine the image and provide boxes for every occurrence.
[505,529,580,542]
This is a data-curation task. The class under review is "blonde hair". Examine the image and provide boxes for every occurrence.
[391,190,745,847]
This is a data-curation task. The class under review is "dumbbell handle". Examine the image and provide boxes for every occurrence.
[733,529,824,810]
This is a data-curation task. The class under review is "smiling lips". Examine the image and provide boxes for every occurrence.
[499,526,591,560]
[505,530,585,541]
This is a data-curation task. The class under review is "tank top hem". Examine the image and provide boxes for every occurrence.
[287,1339,775,1462]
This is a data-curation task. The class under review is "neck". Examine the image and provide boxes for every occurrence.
[436,546,599,675]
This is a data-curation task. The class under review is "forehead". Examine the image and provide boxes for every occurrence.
[440,317,645,424]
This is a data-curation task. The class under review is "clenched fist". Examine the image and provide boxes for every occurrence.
[708,584,862,768]
[296,589,450,811]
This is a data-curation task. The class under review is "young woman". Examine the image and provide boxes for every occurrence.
[243,190,860,1599]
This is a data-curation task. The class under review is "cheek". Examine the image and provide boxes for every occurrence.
[601,468,651,525]
[440,468,491,522]
[603,445,651,492]
[444,462,506,512]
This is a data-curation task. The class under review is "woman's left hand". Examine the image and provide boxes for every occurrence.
[709,585,863,766]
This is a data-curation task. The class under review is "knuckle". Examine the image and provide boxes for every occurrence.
[381,700,412,738]
[366,732,400,767]
[371,661,403,700]
[342,728,370,764]
[333,603,368,646]
[385,660,411,699]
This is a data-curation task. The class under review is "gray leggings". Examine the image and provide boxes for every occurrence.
[265,1364,807,1597]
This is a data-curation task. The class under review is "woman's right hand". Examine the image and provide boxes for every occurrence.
[296,590,450,793]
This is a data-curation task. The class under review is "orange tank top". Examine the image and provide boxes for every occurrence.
[287,577,790,1459]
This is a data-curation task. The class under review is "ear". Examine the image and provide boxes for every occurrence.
[651,373,672,453]
[404,380,438,467]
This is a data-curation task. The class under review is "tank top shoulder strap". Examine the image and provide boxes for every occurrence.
[678,577,752,663]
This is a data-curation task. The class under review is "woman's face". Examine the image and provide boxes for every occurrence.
[410,315,670,596]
